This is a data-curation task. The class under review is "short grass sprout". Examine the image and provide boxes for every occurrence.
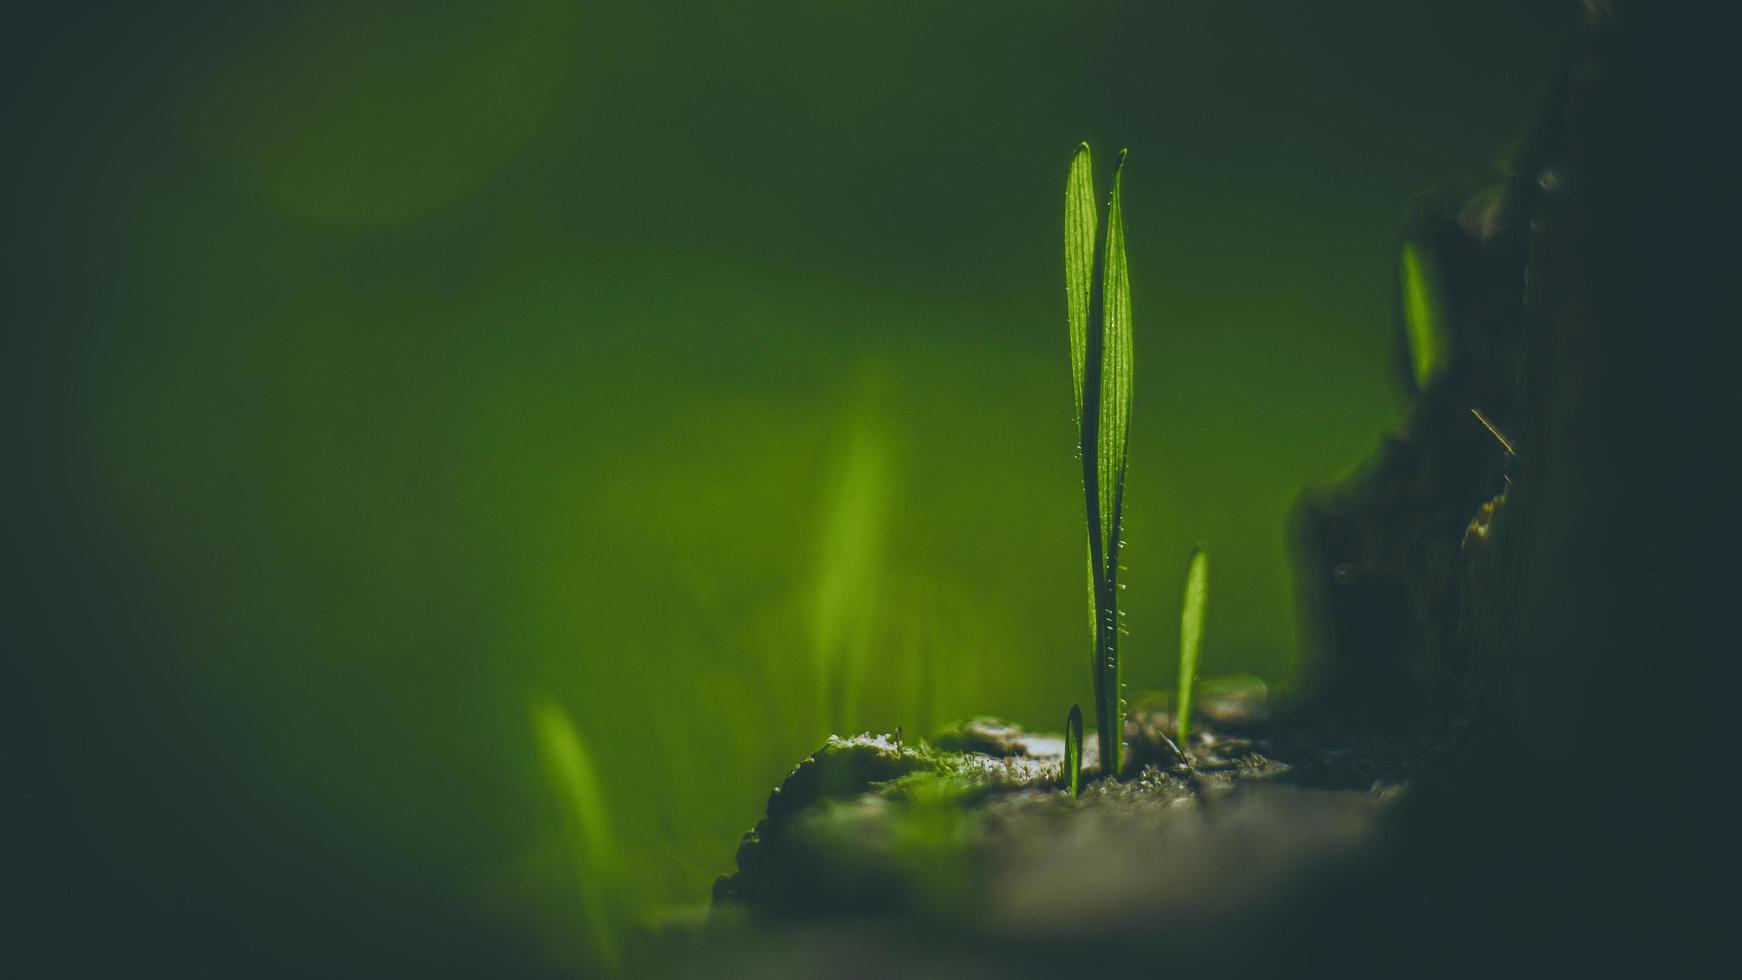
[1175,543,1209,748]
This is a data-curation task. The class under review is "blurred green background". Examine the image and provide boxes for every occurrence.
[6,1,1561,973]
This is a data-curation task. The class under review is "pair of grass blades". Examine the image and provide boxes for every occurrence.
[1062,144,1209,799]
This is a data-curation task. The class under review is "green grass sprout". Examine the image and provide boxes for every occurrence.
[1064,142,1134,778]
[812,414,889,735]
[1065,704,1084,798]
[529,698,620,971]
[1175,543,1210,749]
[1399,238,1450,391]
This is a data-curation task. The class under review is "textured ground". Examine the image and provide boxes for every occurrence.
[708,691,1434,966]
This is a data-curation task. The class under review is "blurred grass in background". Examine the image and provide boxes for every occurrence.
[5,0,1561,972]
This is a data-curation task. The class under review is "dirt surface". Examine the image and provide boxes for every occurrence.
[713,695,1433,938]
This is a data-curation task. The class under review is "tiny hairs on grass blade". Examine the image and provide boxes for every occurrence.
[1176,543,1210,749]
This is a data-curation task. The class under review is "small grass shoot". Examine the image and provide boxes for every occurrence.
[1175,543,1210,748]
[1399,239,1450,391]
[812,416,889,736]
[530,697,619,971]
[1065,704,1083,798]
[1065,142,1134,778]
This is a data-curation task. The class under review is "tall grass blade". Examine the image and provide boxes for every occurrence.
[1175,543,1209,748]
[1097,149,1133,573]
[1066,143,1101,656]
[1065,144,1134,780]
[1065,142,1097,432]
[529,697,619,970]
[1095,150,1133,776]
